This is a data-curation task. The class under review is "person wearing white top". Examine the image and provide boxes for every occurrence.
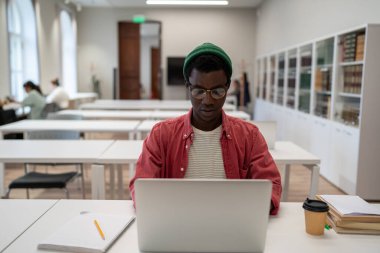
[46,78,70,109]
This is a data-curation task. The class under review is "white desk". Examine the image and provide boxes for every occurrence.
[0,199,58,252]
[58,110,153,120]
[0,119,140,140]
[80,99,236,111]
[0,140,114,198]
[57,109,249,121]
[68,92,98,109]
[270,141,320,201]
[93,140,319,201]
[95,140,144,199]
[134,120,159,139]
[150,110,250,120]
[3,201,380,253]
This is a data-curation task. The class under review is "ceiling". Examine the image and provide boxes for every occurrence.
[71,0,263,8]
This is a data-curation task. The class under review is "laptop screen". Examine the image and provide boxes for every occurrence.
[135,179,272,252]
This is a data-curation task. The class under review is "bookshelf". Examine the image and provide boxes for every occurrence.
[269,55,276,103]
[262,57,268,100]
[286,49,297,109]
[254,24,380,200]
[277,53,285,105]
[314,37,334,119]
[298,44,313,113]
[334,28,365,127]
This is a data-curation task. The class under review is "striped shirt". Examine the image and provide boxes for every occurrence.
[185,125,226,179]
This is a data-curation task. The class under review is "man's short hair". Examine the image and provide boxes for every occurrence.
[183,43,232,86]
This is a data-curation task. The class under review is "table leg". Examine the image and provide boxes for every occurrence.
[0,163,4,197]
[305,164,320,199]
[110,165,115,199]
[281,164,290,201]
[91,164,106,199]
[0,131,4,196]
[117,164,124,199]
[129,163,135,179]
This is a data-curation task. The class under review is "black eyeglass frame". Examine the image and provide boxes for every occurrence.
[187,83,228,100]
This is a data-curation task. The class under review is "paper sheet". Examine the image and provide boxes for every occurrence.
[320,195,380,216]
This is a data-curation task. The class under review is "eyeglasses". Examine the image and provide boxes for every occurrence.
[189,86,227,100]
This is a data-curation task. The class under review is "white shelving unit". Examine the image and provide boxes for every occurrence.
[254,24,380,200]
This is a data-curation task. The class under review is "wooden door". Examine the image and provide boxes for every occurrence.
[151,47,161,99]
[118,22,140,99]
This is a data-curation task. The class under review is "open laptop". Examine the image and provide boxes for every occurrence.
[135,179,272,253]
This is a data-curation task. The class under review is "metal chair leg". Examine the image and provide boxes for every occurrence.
[64,188,70,199]
[4,189,11,199]
[80,164,85,199]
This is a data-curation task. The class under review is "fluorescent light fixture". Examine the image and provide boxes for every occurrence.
[146,0,229,6]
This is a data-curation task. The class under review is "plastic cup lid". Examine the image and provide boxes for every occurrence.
[302,198,329,212]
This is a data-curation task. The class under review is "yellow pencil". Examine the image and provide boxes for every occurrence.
[94,219,105,240]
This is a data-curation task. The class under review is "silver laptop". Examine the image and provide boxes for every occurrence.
[135,179,272,253]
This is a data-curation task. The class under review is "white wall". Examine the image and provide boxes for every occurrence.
[76,7,257,100]
[256,0,380,55]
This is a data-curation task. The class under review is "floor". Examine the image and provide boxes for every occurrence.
[4,163,345,201]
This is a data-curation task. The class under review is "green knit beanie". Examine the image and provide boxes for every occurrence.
[183,42,232,83]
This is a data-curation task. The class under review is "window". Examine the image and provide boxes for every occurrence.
[60,10,77,95]
[7,0,39,101]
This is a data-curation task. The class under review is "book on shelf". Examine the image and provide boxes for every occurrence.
[317,195,380,234]
[38,212,135,253]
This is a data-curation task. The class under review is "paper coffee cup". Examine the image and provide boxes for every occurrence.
[302,198,329,235]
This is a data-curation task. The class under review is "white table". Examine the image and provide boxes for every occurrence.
[134,120,159,139]
[3,201,380,253]
[0,199,58,252]
[270,141,320,201]
[58,110,153,120]
[80,99,236,111]
[68,92,98,109]
[150,110,251,120]
[57,109,250,121]
[93,140,319,201]
[95,140,144,199]
[0,140,114,198]
[0,119,141,140]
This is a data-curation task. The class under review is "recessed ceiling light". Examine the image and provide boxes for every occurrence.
[146,0,229,6]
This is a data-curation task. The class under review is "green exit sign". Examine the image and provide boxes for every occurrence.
[132,15,146,23]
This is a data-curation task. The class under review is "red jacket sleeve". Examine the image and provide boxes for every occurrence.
[249,130,282,215]
[129,124,163,207]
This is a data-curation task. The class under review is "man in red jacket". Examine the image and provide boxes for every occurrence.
[129,42,282,215]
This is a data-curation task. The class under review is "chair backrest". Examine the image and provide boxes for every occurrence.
[27,113,83,140]
[41,103,61,119]
[0,108,17,125]
[249,121,277,149]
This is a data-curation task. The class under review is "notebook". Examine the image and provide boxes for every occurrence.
[135,179,272,253]
[38,212,135,253]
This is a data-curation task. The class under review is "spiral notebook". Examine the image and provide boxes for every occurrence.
[38,212,135,253]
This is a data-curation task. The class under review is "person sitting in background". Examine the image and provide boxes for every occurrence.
[22,81,46,119]
[227,78,241,107]
[129,42,282,215]
[46,78,70,109]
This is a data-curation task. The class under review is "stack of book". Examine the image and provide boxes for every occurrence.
[317,195,380,235]
[342,65,363,94]
[355,33,365,61]
[342,33,357,62]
